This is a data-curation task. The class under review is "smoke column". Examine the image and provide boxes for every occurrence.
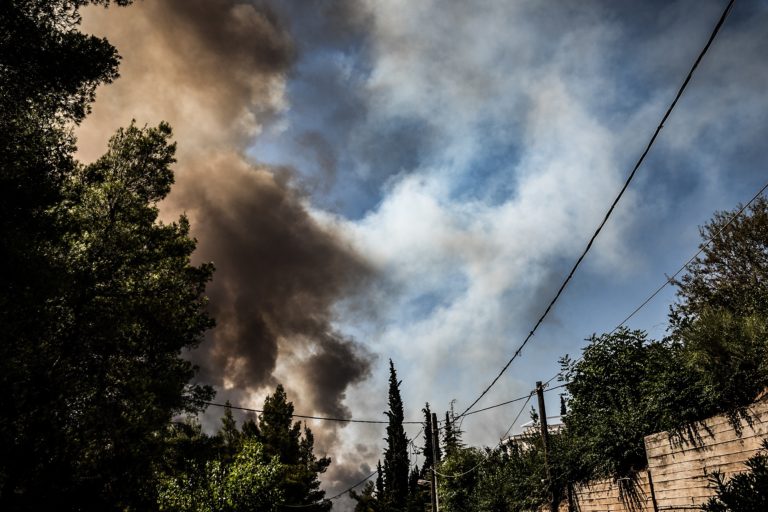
[77,0,375,462]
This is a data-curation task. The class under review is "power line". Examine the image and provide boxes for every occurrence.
[290,427,424,508]
[608,179,768,335]
[327,470,379,500]
[434,391,535,479]
[542,177,768,390]
[202,400,423,425]
[543,383,567,394]
[279,469,379,508]
[462,391,535,417]
[456,0,735,420]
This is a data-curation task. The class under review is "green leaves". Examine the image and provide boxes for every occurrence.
[157,439,285,512]
[703,440,768,512]
[672,196,768,329]
[560,329,672,479]
[1,4,215,504]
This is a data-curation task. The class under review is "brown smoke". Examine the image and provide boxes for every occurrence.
[77,0,374,422]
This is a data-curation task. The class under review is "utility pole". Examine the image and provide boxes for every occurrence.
[431,412,441,512]
[536,381,557,512]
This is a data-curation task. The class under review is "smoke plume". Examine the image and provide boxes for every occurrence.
[77,0,374,425]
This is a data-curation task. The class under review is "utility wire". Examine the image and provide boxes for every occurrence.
[542,177,768,390]
[279,469,379,508]
[202,400,423,425]
[327,470,379,500]
[608,179,768,335]
[462,392,535,417]
[434,391,534,479]
[456,0,735,420]
[288,430,424,508]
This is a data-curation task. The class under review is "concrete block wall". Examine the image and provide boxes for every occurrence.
[561,397,768,512]
[643,397,768,510]
[567,472,653,512]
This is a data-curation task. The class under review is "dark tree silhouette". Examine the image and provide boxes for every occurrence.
[382,360,409,511]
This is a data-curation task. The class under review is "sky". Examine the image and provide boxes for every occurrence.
[77,0,768,507]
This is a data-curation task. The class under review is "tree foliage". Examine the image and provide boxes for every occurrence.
[442,401,464,458]
[1,1,217,508]
[421,403,438,475]
[671,197,768,328]
[158,387,332,512]
[350,480,380,512]
[703,440,768,512]
[554,197,768,490]
[259,385,331,510]
[559,329,677,479]
[157,438,284,512]
[433,442,550,512]
[674,309,768,423]
[382,360,409,511]
[436,447,484,512]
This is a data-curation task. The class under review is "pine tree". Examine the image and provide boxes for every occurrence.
[350,480,380,512]
[260,385,331,510]
[383,360,409,511]
[220,401,241,455]
[241,415,260,440]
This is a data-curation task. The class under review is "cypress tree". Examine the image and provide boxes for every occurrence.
[421,402,434,476]
[375,460,384,501]
[421,403,438,476]
[443,411,456,456]
[443,401,464,457]
[383,360,409,511]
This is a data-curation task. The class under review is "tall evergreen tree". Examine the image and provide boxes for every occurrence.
[375,460,384,501]
[260,385,331,510]
[350,480,380,512]
[219,401,242,464]
[1,2,216,508]
[443,401,463,457]
[443,412,457,457]
[383,360,409,511]
[406,466,424,512]
[421,403,438,476]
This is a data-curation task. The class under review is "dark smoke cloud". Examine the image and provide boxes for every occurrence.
[176,157,374,416]
[77,0,374,422]
[253,0,440,218]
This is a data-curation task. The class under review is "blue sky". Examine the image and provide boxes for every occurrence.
[79,0,768,504]
[267,0,768,492]
[264,0,766,421]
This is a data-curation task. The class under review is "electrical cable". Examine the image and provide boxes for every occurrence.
[202,400,423,424]
[279,469,379,508]
[608,179,768,335]
[327,470,379,500]
[541,176,768,390]
[455,0,736,420]
[433,391,534,479]
[462,392,535,417]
